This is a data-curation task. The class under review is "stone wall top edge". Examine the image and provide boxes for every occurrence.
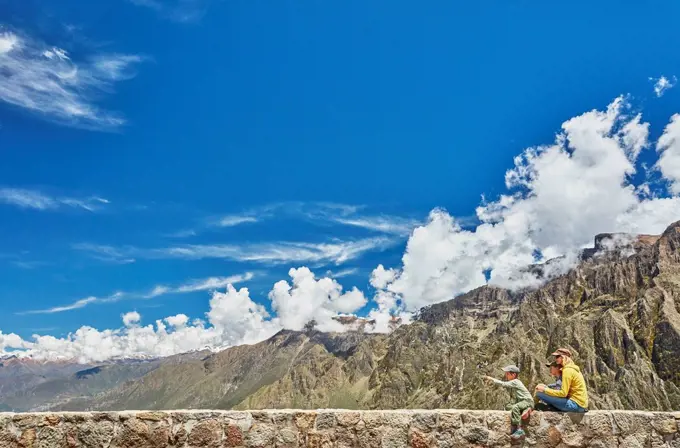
[0,409,676,416]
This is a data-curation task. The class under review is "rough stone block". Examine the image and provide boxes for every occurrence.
[224,423,244,447]
[246,423,276,448]
[336,412,360,428]
[293,412,316,432]
[314,413,337,431]
[78,420,114,448]
[187,418,222,447]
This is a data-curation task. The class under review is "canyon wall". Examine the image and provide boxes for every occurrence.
[0,409,678,447]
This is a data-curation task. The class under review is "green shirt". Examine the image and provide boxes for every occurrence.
[490,378,533,403]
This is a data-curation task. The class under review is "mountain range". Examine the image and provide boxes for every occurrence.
[2,220,679,412]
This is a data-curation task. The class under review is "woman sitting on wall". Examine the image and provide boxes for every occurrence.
[534,348,588,413]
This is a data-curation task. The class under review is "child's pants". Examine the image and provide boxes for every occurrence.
[505,400,533,425]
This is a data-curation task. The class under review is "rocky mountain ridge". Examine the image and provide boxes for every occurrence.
[4,220,680,412]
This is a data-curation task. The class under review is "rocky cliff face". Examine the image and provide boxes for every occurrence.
[366,221,680,410]
[19,221,680,412]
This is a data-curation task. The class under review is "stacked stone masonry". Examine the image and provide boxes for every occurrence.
[0,410,678,448]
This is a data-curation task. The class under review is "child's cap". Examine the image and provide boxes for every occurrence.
[545,361,561,368]
[501,365,520,373]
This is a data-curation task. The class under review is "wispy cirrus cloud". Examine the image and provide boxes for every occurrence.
[325,267,359,278]
[141,238,393,265]
[19,292,124,315]
[71,243,135,264]
[330,216,421,236]
[74,237,395,266]
[0,28,142,130]
[0,187,109,212]
[214,215,259,228]
[128,0,212,23]
[171,202,417,238]
[144,272,255,298]
[11,260,50,270]
[18,272,255,314]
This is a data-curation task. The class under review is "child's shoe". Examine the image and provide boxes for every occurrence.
[511,428,526,440]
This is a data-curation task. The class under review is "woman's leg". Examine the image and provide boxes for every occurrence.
[535,392,572,412]
[562,400,587,413]
[535,393,587,413]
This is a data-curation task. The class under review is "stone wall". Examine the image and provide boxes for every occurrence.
[0,409,678,448]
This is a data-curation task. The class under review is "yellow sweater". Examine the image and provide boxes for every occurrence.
[543,361,588,409]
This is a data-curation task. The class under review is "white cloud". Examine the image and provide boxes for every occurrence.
[122,311,141,326]
[164,314,188,328]
[0,29,141,129]
[331,216,420,236]
[215,215,259,227]
[0,188,109,212]
[325,267,359,278]
[10,260,48,270]
[0,330,32,352]
[650,75,677,98]
[371,96,680,315]
[370,264,398,289]
[19,274,255,314]
[143,285,170,299]
[7,267,373,362]
[72,243,135,264]
[86,238,395,266]
[128,0,211,23]
[6,95,680,362]
[269,267,367,332]
[18,293,124,315]
[656,114,680,194]
[170,202,417,239]
[153,272,255,295]
[167,229,197,238]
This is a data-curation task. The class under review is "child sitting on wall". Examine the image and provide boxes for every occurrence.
[483,365,534,441]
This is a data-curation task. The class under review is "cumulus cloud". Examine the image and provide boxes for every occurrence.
[9,268,370,362]
[0,29,141,129]
[650,75,677,98]
[269,267,367,332]
[0,188,109,212]
[122,311,141,326]
[6,95,680,362]
[656,114,680,194]
[0,331,32,352]
[371,96,680,315]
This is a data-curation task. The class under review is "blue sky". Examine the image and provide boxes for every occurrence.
[1,1,680,360]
